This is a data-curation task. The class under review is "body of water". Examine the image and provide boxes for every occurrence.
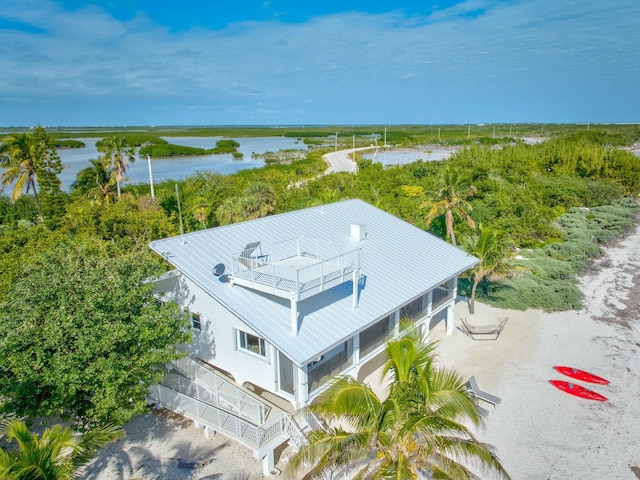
[56,136,305,191]
[362,146,458,165]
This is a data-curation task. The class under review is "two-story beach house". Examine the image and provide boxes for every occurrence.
[148,199,478,474]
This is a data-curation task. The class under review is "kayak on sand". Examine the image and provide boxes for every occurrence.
[549,380,608,401]
[553,366,609,385]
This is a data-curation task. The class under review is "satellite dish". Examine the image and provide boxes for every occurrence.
[213,263,225,276]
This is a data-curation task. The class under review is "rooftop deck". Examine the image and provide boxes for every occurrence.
[230,238,362,301]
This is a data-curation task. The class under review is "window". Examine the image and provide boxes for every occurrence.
[307,340,353,393]
[400,295,426,320]
[237,330,267,357]
[191,312,202,331]
[432,281,451,309]
[359,316,392,357]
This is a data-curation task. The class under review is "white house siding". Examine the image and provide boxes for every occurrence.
[154,272,279,396]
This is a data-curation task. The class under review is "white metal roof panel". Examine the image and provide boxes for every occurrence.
[150,199,478,366]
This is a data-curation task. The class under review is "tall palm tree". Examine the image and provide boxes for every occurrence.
[287,329,510,479]
[0,419,122,480]
[423,166,477,246]
[0,133,42,220]
[98,136,136,199]
[463,225,514,314]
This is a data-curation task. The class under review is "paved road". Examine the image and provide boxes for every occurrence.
[322,146,374,174]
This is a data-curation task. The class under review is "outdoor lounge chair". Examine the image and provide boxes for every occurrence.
[466,376,501,408]
[458,316,508,341]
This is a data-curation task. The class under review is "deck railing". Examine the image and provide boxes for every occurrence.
[170,356,268,424]
[148,385,308,455]
[231,238,361,299]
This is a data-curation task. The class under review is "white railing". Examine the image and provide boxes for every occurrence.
[170,356,268,424]
[148,384,308,453]
[232,244,361,298]
[293,408,326,433]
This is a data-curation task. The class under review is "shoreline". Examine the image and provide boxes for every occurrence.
[432,221,640,479]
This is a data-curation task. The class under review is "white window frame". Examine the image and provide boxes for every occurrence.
[236,329,267,358]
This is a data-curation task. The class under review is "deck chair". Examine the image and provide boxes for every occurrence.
[466,376,501,407]
[458,316,508,341]
[239,241,266,269]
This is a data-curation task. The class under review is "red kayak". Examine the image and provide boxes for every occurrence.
[549,380,608,401]
[553,366,609,385]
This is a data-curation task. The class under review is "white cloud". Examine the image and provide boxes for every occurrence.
[1,0,639,125]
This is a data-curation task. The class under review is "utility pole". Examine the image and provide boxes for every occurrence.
[384,127,387,147]
[468,124,471,138]
[335,132,338,151]
[175,183,184,235]
[353,134,355,149]
[147,155,155,198]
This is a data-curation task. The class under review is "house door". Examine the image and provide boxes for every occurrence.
[278,351,295,396]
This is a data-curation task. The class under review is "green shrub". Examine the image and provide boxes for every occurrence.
[216,139,240,148]
[139,144,210,157]
[54,139,85,148]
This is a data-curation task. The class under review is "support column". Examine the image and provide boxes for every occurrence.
[446,303,455,335]
[291,291,298,334]
[352,268,360,309]
[298,365,309,407]
[262,450,275,476]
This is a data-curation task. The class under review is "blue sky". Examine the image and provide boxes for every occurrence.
[1,0,639,126]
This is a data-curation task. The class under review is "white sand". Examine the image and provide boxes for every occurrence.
[432,224,640,479]
[81,409,265,479]
[84,223,640,480]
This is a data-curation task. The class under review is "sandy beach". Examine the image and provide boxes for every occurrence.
[84,222,640,479]
[433,223,640,479]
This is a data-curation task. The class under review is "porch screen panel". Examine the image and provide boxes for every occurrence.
[278,351,295,395]
[307,340,353,394]
[432,281,452,310]
[359,316,392,358]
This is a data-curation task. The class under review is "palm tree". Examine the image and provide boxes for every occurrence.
[0,133,43,220]
[242,182,276,220]
[423,166,477,246]
[463,225,514,315]
[287,328,510,479]
[0,419,122,480]
[191,197,212,229]
[72,158,117,203]
[98,136,136,199]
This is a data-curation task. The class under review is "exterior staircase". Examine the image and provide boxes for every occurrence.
[147,356,322,474]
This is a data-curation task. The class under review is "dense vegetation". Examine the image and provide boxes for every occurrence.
[1,123,639,431]
[53,138,85,148]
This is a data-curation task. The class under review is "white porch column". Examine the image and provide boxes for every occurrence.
[262,451,275,476]
[392,310,400,337]
[298,365,309,407]
[446,303,455,335]
[290,291,298,334]
[352,268,360,309]
[446,277,459,335]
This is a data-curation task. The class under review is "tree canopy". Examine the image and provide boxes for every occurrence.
[0,232,190,426]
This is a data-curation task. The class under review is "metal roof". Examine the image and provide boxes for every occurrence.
[150,199,479,367]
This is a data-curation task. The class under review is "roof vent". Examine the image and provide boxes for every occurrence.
[350,224,366,241]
